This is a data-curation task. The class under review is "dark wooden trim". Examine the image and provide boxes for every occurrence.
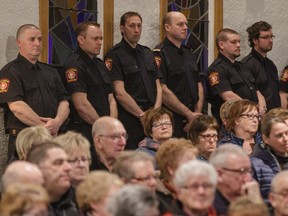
[214,0,223,58]
[159,0,168,42]
[103,0,114,55]
[39,0,49,63]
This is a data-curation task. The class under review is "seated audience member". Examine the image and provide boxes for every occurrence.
[280,65,288,109]
[113,151,157,191]
[91,116,127,171]
[210,144,261,216]
[0,183,49,216]
[156,138,198,215]
[16,126,52,160]
[54,131,91,188]
[26,142,79,216]
[218,99,262,154]
[76,171,123,216]
[269,171,288,216]
[219,99,239,139]
[188,115,219,161]
[228,196,269,216]
[174,160,218,216]
[107,185,160,216]
[251,108,288,201]
[136,107,173,159]
[1,161,44,192]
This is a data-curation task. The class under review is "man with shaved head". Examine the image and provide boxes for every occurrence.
[91,116,127,171]
[153,11,203,138]
[1,160,44,192]
[0,24,70,163]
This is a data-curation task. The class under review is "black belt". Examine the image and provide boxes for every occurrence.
[9,128,20,137]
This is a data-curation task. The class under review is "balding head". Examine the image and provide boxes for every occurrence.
[16,24,39,40]
[92,116,124,137]
[2,161,44,191]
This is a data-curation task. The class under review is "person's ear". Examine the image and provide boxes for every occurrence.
[77,35,84,45]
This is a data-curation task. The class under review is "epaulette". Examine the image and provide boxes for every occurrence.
[153,43,164,52]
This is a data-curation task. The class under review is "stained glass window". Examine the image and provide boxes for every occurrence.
[49,0,98,66]
[168,0,209,73]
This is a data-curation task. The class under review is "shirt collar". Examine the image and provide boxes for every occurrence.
[76,47,96,64]
[164,37,184,54]
[17,54,39,70]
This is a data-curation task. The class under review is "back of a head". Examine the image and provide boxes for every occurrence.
[228,196,268,216]
[16,126,52,160]
[26,141,62,165]
[209,144,247,168]
[76,171,123,214]
[0,183,49,216]
[2,161,44,192]
[107,185,159,216]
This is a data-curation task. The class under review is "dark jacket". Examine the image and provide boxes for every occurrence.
[218,131,263,147]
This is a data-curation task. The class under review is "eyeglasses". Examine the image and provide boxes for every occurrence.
[222,167,252,175]
[99,133,129,141]
[199,134,218,141]
[68,157,90,165]
[240,113,260,120]
[183,183,214,191]
[152,121,172,128]
[258,35,275,40]
[132,174,158,182]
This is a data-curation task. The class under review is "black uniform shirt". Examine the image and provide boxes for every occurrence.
[63,47,111,120]
[241,48,280,110]
[105,38,161,106]
[153,37,200,107]
[0,54,69,131]
[207,53,258,121]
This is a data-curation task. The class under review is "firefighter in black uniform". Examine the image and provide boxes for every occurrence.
[104,11,162,150]
[0,24,70,163]
[241,21,280,112]
[207,28,265,124]
[62,22,117,167]
[153,11,203,138]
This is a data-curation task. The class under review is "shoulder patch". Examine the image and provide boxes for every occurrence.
[154,56,162,69]
[280,68,288,82]
[208,72,219,86]
[105,58,113,71]
[65,68,78,83]
[0,78,10,93]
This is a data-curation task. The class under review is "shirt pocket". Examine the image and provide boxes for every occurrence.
[122,64,141,91]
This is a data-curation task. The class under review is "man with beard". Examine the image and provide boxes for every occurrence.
[206,28,265,124]
[242,21,280,112]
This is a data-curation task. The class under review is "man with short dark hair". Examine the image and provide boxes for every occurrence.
[153,11,203,138]
[206,28,265,123]
[0,24,70,163]
[27,142,79,216]
[242,21,280,112]
[104,11,162,149]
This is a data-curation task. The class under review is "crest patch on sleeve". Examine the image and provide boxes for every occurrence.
[0,78,10,93]
[105,58,113,71]
[154,56,162,69]
[280,69,288,82]
[65,68,78,83]
[208,72,219,86]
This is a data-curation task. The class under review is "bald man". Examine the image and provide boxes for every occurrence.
[91,117,127,172]
[153,11,203,138]
[0,24,69,163]
[1,161,44,192]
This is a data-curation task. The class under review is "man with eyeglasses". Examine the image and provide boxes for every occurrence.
[269,171,288,216]
[242,21,280,113]
[91,116,127,172]
[209,144,262,216]
[206,28,265,125]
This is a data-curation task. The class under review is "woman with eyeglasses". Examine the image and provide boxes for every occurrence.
[251,108,288,201]
[218,99,262,155]
[54,131,91,188]
[188,115,219,161]
[136,107,174,162]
